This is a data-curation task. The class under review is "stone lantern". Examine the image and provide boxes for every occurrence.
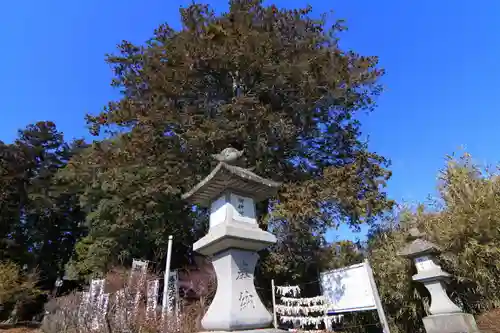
[182,148,282,332]
[398,228,480,333]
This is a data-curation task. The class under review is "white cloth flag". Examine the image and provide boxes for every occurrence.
[146,279,160,320]
[78,292,91,327]
[92,293,109,330]
[115,289,128,330]
[130,259,148,316]
[89,279,105,330]
[89,279,105,306]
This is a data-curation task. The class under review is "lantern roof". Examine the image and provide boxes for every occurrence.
[397,227,441,258]
[181,148,281,207]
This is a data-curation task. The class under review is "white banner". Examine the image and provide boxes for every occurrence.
[78,291,91,328]
[92,293,109,330]
[130,259,148,316]
[167,271,179,314]
[115,289,128,330]
[89,279,105,330]
[130,259,148,285]
[89,279,105,306]
[146,279,160,320]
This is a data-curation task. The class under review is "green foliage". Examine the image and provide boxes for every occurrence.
[367,218,426,333]
[320,240,365,270]
[63,0,392,280]
[0,139,34,264]
[0,261,43,313]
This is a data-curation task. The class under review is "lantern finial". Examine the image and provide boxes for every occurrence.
[212,147,244,164]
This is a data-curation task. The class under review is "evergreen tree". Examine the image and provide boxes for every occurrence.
[0,122,85,287]
[0,141,28,263]
[15,121,86,285]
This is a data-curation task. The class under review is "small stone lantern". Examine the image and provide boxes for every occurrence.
[398,228,480,333]
[182,148,282,332]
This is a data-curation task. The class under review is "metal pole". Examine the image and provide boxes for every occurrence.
[271,279,278,329]
[162,235,174,321]
[364,259,391,333]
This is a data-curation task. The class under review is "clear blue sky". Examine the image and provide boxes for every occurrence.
[1,1,499,242]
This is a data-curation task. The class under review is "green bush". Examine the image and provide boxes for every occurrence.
[0,260,43,321]
[367,153,500,333]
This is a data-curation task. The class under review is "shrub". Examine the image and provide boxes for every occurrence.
[0,261,43,322]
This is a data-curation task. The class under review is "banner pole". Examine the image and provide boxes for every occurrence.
[364,259,391,333]
[271,279,278,329]
[162,235,174,322]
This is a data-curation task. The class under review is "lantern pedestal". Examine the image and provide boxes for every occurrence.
[200,248,271,331]
[194,223,277,331]
[412,270,462,315]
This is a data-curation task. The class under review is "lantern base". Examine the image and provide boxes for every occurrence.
[423,313,479,333]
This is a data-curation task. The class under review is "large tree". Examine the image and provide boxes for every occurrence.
[0,122,85,287]
[0,122,85,321]
[15,122,86,285]
[65,0,392,279]
[0,140,28,264]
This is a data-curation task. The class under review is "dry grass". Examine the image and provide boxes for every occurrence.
[0,323,42,333]
[40,267,213,333]
[41,290,205,333]
[0,329,40,333]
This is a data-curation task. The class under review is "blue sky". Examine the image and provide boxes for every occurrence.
[1,1,499,242]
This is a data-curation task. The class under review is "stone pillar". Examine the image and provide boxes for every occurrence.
[182,148,285,333]
[398,228,480,333]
